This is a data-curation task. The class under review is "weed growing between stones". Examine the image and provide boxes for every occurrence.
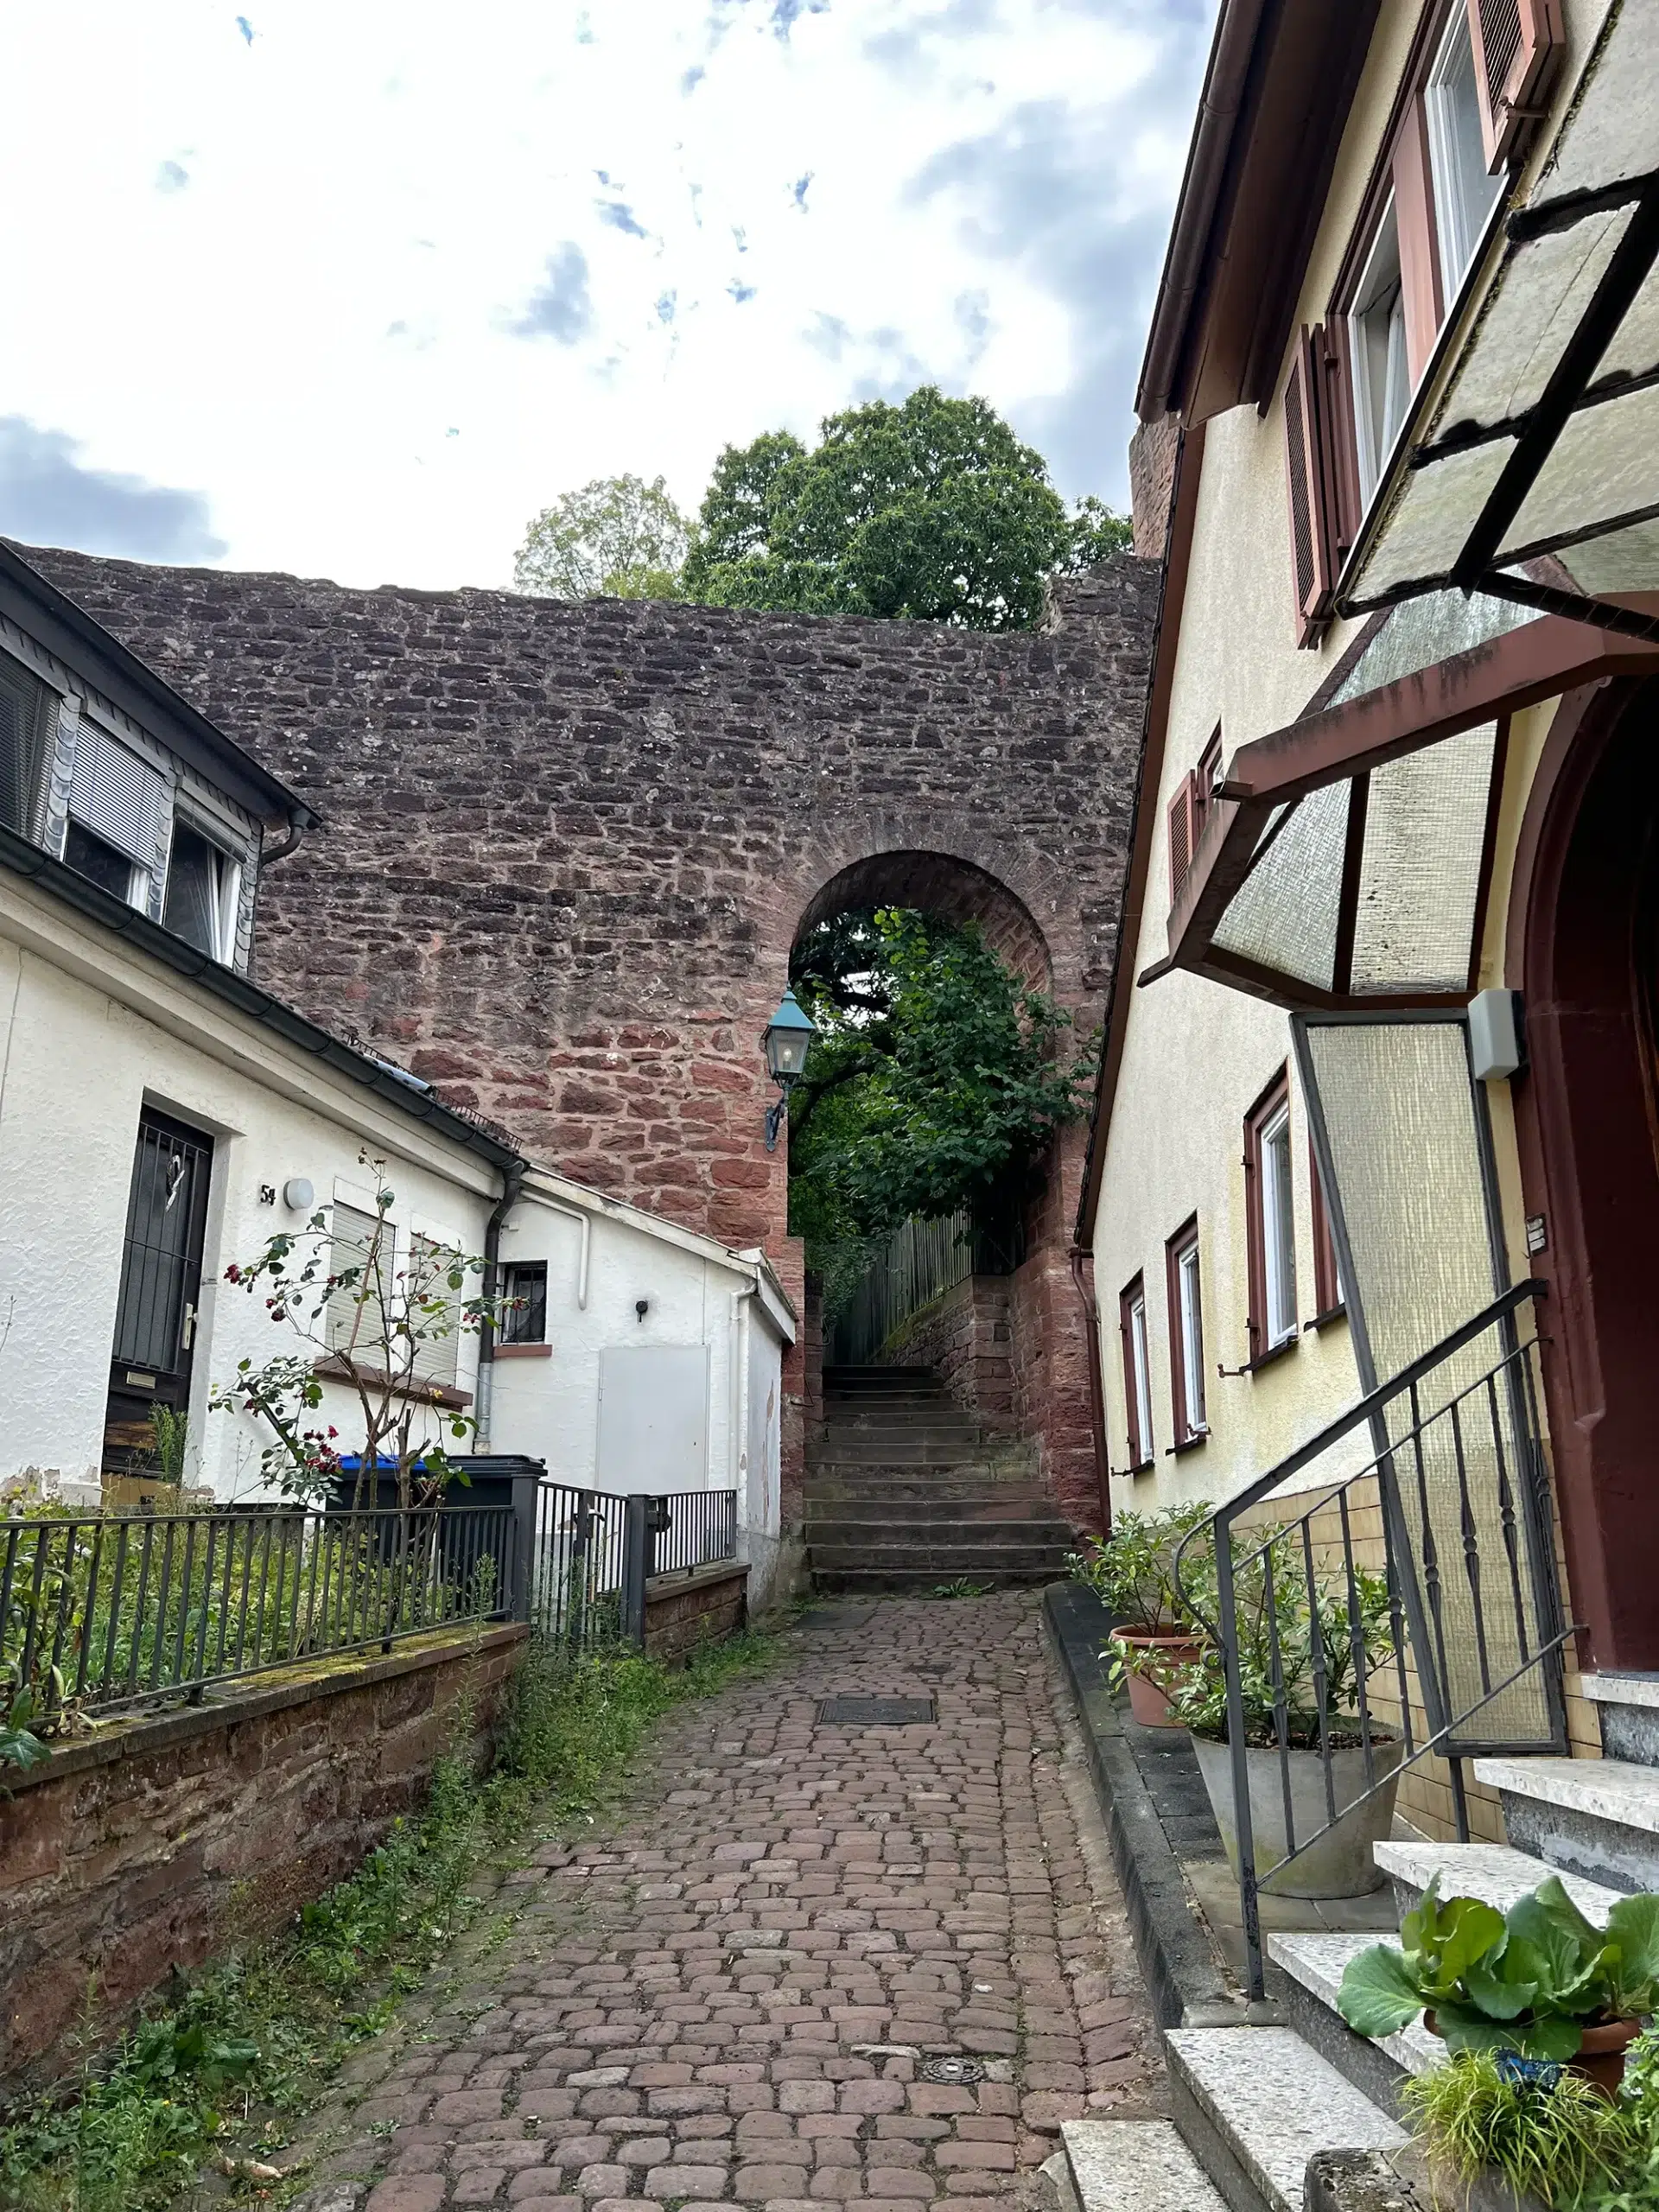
[0,1628,773,2212]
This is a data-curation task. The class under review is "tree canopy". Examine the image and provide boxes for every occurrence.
[511,389,1130,629]
[513,472,691,601]
[785,908,1093,1274]
[682,386,1116,630]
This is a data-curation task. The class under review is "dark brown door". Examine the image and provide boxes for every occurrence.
[104,1106,215,1492]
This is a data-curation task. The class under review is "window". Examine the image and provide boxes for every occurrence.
[1167,728,1225,908]
[1244,1073,1299,1361]
[1119,1275,1154,1469]
[1166,1221,1206,1446]
[410,1231,461,1389]
[1310,1142,1346,1321]
[500,1261,548,1344]
[64,819,140,902]
[163,820,242,963]
[1350,200,1412,505]
[327,1202,394,1357]
[0,656,54,842]
[1426,7,1504,298]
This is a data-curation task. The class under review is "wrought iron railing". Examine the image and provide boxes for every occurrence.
[652,1489,739,1578]
[1,1502,515,1721]
[1173,1281,1569,2003]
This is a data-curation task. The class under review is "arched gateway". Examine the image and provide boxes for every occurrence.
[25,545,1159,1546]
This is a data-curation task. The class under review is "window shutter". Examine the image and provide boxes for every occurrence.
[0,658,54,842]
[69,727,165,865]
[1283,327,1339,645]
[1466,0,1563,172]
[1167,772,1198,904]
[328,1203,392,1357]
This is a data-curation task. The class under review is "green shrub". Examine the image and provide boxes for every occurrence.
[1402,2050,1639,2209]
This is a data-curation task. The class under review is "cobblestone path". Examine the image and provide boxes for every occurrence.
[305,1592,1163,2212]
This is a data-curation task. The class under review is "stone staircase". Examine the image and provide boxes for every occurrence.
[805,1364,1076,1592]
[1050,1672,1659,2212]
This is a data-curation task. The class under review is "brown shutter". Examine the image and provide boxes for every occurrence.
[1466,0,1563,172]
[1283,327,1339,646]
[1167,772,1198,904]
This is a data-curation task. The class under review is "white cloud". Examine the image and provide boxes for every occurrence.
[0,0,1211,588]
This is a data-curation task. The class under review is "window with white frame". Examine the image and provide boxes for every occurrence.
[1246,1073,1300,1360]
[1425,6,1504,303]
[66,725,164,913]
[1166,1222,1207,1443]
[163,818,243,963]
[1120,1274,1154,1469]
[1350,200,1411,505]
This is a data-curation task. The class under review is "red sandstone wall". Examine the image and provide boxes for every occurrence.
[0,1628,524,2091]
[876,1274,1014,1428]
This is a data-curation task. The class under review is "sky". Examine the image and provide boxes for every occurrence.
[0,0,1213,592]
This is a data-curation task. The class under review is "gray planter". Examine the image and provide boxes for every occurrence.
[1192,1733,1405,1898]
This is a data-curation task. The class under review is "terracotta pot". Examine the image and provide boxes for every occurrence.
[1421,2012,1642,2098]
[1116,1632,1204,1729]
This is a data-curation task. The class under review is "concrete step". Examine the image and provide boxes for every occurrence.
[802,1492,1062,1523]
[1471,1754,1659,1892]
[1372,1836,1624,1923]
[811,1564,1065,1593]
[1058,2120,1226,2212]
[1582,1673,1659,1767]
[1267,1931,1440,2116]
[1165,2025,1405,2212]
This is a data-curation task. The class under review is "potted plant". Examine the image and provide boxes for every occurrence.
[1072,1503,1209,1727]
[1399,2048,1639,2210]
[1164,1526,1403,1897]
[1338,1875,1659,2095]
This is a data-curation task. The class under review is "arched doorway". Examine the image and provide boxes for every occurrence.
[1517,678,1659,1670]
[785,849,1102,1568]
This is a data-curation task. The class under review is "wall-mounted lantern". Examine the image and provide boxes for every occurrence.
[761,988,817,1151]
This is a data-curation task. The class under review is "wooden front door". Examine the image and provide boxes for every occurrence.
[104,1106,214,1499]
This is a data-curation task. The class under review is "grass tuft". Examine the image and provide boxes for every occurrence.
[1402,2050,1641,2210]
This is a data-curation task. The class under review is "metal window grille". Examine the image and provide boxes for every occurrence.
[501,1262,548,1344]
[112,1113,214,1374]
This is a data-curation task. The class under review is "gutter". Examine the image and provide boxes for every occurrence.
[1135,0,1269,420]
[0,821,524,1176]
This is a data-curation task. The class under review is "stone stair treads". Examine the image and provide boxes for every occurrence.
[1166,2025,1406,2212]
[1268,1930,1442,2089]
[1058,2119,1228,2212]
[1472,1754,1659,1892]
[1372,1837,1624,1921]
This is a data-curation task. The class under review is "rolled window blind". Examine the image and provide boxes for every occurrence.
[69,726,165,864]
[0,657,55,841]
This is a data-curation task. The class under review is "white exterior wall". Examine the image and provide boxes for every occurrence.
[0,874,498,1504]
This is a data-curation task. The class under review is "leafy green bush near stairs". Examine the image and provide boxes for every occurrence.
[0,1629,772,2212]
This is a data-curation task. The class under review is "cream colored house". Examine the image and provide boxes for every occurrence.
[1081,0,1659,1946]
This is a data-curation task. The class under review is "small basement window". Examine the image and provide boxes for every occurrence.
[501,1262,548,1344]
[163,820,242,963]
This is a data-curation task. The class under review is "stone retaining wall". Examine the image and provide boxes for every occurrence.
[644,1562,748,1665]
[0,1624,525,2094]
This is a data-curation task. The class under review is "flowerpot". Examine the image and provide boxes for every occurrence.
[1421,2011,1642,2099]
[1117,1633,1204,1729]
[1191,1733,1405,1898]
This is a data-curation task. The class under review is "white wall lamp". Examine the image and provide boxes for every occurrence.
[761,988,817,1151]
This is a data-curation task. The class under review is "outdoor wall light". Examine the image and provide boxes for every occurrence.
[761,988,817,1151]
[283,1177,316,1213]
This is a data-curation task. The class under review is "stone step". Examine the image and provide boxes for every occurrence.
[804,1505,1071,1534]
[1471,1754,1659,1892]
[807,1540,1074,1573]
[820,1412,984,1434]
[1582,1673,1659,1768]
[810,1564,1065,1593]
[805,1471,1043,1498]
[1166,2026,1405,2212]
[1058,2120,1227,2212]
[803,1491,1061,1521]
[810,1437,1025,1465]
[1372,1837,1624,1923]
[1267,1931,1440,2115]
[823,1367,937,1385]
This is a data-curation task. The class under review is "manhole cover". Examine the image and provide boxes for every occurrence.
[920,2055,986,2086]
[815,1694,937,1726]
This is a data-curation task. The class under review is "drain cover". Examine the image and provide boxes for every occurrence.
[920,2055,986,2086]
[815,1694,937,1726]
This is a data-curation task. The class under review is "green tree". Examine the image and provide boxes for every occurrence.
[683,386,1116,632]
[1069,493,1134,565]
[514,473,691,601]
[785,909,1094,1263]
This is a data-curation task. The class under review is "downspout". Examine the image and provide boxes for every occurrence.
[1069,1243,1112,1541]
[730,1281,755,1548]
[475,1157,526,1451]
[537,1198,592,1309]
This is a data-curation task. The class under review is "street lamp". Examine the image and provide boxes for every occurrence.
[761,987,817,1151]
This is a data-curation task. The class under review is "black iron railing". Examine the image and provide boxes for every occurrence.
[652,1489,739,1578]
[1173,1281,1569,2002]
[2,1502,515,1721]
[525,1484,740,1653]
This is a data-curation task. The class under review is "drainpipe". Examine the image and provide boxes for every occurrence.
[475,1157,526,1451]
[259,819,308,867]
[1069,1243,1112,1541]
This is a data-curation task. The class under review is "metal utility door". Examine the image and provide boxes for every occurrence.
[1292,1012,1565,1753]
[596,1344,709,1494]
[105,1108,214,1474]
